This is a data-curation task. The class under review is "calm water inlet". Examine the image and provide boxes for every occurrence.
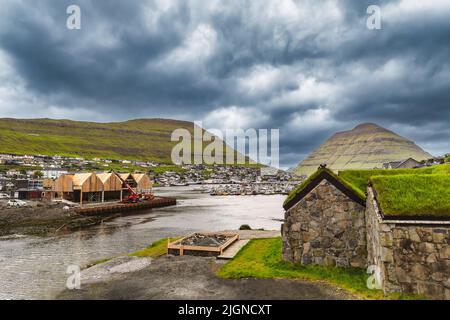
[0,187,284,299]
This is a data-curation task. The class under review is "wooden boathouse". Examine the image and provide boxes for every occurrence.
[52,171,153,205]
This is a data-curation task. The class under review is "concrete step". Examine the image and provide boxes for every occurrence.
[217,239,250,260]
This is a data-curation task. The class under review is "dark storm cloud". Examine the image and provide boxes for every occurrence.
[0,0,449,168]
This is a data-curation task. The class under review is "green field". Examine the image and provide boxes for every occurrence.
[0,118,244,163]
[129,238,180,258]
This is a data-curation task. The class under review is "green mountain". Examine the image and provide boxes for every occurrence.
[295,123,433,176]
[0,118,240,163]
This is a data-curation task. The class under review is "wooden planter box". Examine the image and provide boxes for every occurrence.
[167,232,239,257]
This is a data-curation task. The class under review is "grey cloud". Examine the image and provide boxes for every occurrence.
[0,0,449,168]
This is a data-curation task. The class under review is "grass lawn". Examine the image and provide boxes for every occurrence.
[129,237,180,258]
[371,174,450,218]
[86,238,177,267]
[217,237,425,300]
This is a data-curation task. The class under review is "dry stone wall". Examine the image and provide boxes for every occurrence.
[282,180,367,268]
[366,188,450,299]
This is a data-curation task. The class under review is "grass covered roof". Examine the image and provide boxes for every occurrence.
[283,166,366,210]
[338,164,450,196]
[284,164,450,217]
[370,174,450,219]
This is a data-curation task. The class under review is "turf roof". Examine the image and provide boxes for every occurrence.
[284,164,450,218]
[370,174,450,219]
[337,164,450,196]
[283,166,366,210]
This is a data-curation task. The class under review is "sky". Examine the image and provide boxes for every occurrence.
[0,0,449,168]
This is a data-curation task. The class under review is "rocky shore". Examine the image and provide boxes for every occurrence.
[0,201,110,236]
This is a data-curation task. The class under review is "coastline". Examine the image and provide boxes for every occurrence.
[0,197,176,236]
[56,230,353,300]
[0,203,109,236]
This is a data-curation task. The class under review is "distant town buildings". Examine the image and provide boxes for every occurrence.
[382,156,445,170]
[42,168,69,179]
[382,157,422,169]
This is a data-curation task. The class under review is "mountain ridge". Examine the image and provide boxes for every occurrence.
[294,123,433,176]
[0,118,240,163]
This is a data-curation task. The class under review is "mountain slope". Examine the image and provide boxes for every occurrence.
[0,118,240,163]
[295,123,432,176]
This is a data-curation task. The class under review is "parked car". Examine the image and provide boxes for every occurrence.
[7,199,27,208]
[0,193,10,199]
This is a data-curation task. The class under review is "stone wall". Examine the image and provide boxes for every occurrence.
[366,188,450,299]
[282,180,367,268]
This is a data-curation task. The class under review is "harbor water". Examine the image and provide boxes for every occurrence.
[0,186,284,299]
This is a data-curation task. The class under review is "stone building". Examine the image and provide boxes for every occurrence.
[366,186,449,299]
[282,166,450,299]
[282,167,367,268]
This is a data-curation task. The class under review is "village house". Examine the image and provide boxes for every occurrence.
[383,157,422,169]
[282,165,450,299]
[53,173,104,203]
[13,178,45,200]
[97,172,123,201]
[42,168,69,179]
[365,175,449,299]
[130,173,152,193]
[282,166,367,268]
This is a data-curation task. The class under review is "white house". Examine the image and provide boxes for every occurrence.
[42,168,69,179]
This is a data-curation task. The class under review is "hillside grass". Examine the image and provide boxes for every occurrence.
[370,174,450,218]
[217,238,424,300]
[0,118,250,164]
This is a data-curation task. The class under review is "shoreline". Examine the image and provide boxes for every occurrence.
[0,204,110,237]
[0,197,176,237]
[56,230,354,301]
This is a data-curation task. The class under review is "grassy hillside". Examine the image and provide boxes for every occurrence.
[0,118,244,164]
[295,123,432,176]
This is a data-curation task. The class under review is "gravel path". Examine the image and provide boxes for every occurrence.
[58,230,352,300]
[58,255,351,300]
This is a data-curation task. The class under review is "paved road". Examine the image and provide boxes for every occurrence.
[58,255,352,300]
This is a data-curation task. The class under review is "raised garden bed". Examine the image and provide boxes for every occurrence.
[167,232,239,257]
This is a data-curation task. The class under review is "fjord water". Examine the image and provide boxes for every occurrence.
[0,186,284,299]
